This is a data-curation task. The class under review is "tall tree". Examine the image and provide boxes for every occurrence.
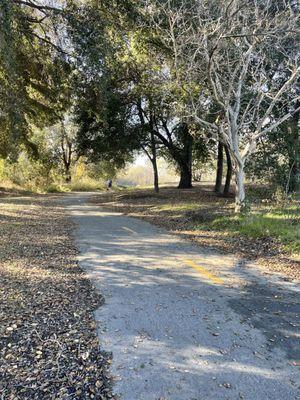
[136,100,160,192]
[0,0,70,159]
[149,0,299,210]
[69,1,202,189]
[74,78,139,169]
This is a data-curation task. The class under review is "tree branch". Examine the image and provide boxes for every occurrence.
[13,0,61,13]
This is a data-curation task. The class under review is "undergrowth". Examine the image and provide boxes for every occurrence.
[198,205,300,254]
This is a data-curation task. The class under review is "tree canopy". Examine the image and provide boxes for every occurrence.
[0,0,299,208]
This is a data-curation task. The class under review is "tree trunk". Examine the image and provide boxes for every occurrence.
[288,161,300,193]
[61,127,72,184]
[177,124,193,189]
[223,145,232,197]
[235,161,246,212]
[215,141,223,193]
[178,164,193,189]
[152,159,159,193]
[287,108,300,193]
[64,164,71,183]
[150,130,159,193]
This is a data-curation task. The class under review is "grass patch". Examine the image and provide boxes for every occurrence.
[1,177,105,194]
[67,178,104,192]
[43,178,104,193]
[0,181,34,196]
[199,205,300,254]
[157,202,200,212]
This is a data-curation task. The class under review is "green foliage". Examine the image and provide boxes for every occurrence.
[45,178,105,193]
[0,0,72,159]
[246,120,300,193]
[75,80,138,167]
[0,154,107,193]
[200,206,300,254]
[2,154,54,191]
[0,0,298,201]
[87,160,121,181]
[66,178,104,192]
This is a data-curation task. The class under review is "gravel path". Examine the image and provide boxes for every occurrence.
[64,192,300,400]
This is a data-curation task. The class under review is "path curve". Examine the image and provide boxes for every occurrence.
[62,192,299,400]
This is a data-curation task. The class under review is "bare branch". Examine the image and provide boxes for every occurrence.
[12,0,61,13]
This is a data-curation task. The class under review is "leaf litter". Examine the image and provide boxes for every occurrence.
[0,196,114,399]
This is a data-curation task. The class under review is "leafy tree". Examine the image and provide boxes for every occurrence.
[246,109,300,194]
[68,0,200,190]
[106,19,209,189]
[0,0,71,159]
[74,77,139,170]
[43,113,80,183]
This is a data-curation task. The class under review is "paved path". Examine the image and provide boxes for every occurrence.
[62,193,300,400]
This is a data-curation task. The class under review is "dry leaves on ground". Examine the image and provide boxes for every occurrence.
[0,196,113,400]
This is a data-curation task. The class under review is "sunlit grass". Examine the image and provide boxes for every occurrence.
[37,178,105,193]
[1,177,105,194]
[156,202,200,212]
[198,206,300,254]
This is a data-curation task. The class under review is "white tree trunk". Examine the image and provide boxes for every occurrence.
[235,161,246,212]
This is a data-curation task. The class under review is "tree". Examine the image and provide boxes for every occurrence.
[74,78,139,170]
[136,97,195,189]
[214,141,233,196]
[0,0,71,159]
[172,123,193,189]
[215,141,224,194]
[60,118,76,183]
[223,145,233,197]
[246,109,300,194]
[136,100,160,192]
[69,1,201,190]
[136,98,195,189]
[149,0,299,210]
[192,135,213,182]
[45,113,79,183]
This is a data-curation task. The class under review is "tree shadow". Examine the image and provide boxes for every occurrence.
[63,195,299,399]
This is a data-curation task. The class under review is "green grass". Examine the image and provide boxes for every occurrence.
[199,205,300,254]
[65,178,104,192]
[34,178,105,193]
[1,176,105,195]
